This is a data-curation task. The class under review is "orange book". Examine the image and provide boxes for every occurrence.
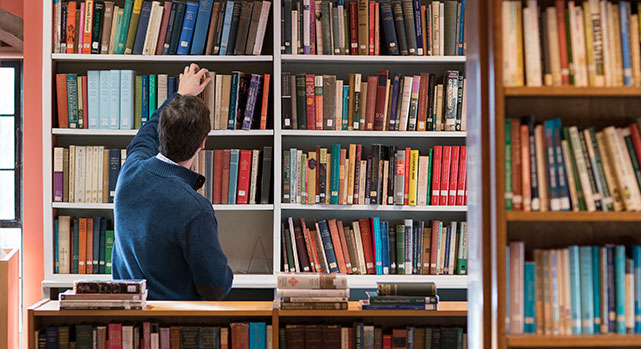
[66,2,77,53]
[259,74,270,130]
[555,0,570,85]
[299,219,316,272]
[416,73,430,131]
[374,2,380,55]
[306,227,321,272]
[421,5,428,56]
[328,219,348,273]
[447,146,460,206]
[520,124,532,211]
[365,75,378,130]
[56,74,69,128]
[86,218,93,274]
[338,148,347,204]
[337,221,353,274]
[511,119,523,210]
[78,218,87,274]
[315,76,323,130]
[82,0,94,54]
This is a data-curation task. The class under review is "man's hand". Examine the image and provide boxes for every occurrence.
[177,64,211,96]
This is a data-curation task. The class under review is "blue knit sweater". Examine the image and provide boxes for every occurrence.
[112,93,234,300]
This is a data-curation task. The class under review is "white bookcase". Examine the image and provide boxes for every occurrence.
[41,0,467,292]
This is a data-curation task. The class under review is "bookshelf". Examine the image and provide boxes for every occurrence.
[41,0,468,293]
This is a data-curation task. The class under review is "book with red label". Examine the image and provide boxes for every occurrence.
[349,2,359,55]
[108,323,122,349]
[431,146,442,205]
[448,146,460,206]
[300,218,316,272]
[456,146,467,206]
[56,74,69,128]
[236,150,252,204]
[416,73,430,131]
[336,221,353,274]
[358,219,376,274]
[439,146,452,205]
[213,150,223,204]
[365,75,377,130]
[374,70,389,131]
[328,219,348,273]
[221,149,231,204]
[305,225,321,272]
[403,147,410,205]
[260,74,270,130]
[305,74,316,130]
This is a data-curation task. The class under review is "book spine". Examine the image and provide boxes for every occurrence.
[132,1,152,55]
[190,0,214,55]
[177,1,199,55]
[616,245,626,333]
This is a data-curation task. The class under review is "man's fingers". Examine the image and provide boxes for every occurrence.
[195,68,208,80]
[190,63,199,73]
[184,66,189,75]
[199,78,211,91]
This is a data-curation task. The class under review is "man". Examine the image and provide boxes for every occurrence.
[112,64,233,300]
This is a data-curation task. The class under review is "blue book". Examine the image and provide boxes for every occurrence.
[620,2,633,86]
[457,0,466,55]
[132,1,153,55]
[607,246,616,333]
[353,323,364,349]
[141,75,149,125]
[593,246,601,334]
[543,119,559,210]
[119,70,135,130]
[318,220,340,273]
[444,225,451,274]
[228,72,240,129]
[87,70,100,129]
[66,74,79,128]
[225,2,241,54]
[249,322,266,349]
[219,1,235,55]
[176,1,199,54]
[506,244,510,334]
[569,245,582,334]
[99,218,107,274]
[117,0,134,54]
[72,219,79,273]
[600,247,610,333]
[579,246,595,334]
[380,1,399,55]
[54,219,59,274]
[99,71,111,129]
[389,73,401,130]
[228,149,240,204]
[189,0,213,55]
[372,217,383,275]
[289,148,298,203]
[242,74,262,130]
[342,86,349,130]
[554,118,570,211]
[109,70,121,130]
[108,150,121,203]
[92,217,101,274]
[283,0,292,54]
[380,220,390,274]
[45,327,58,349]
[634,246,641,333]
[616,245,626,333]
[168,77,177,96]
[524,262,536,333]
[551,249,560,329]
[149,74,157,119]
[412,0,423,55]
[162,2,179,55]
[330,144,341,204]
[406,327,413,348]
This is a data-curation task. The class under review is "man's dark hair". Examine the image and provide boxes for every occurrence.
[158,95,210,162]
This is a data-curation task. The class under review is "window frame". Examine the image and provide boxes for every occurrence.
[0,60,22,228]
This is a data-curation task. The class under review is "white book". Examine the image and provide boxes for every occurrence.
[97,146,104,203]
[358,160,367,206]
[149,3,164,55]
[435,84,444,131]
[249,149,260,204]
[99,71,111,129]
[418,155,429,205]
[337,4,345,54]
[439,2,445,56]
[287,218,300,272]
[524,1,542,86]
[109,70,121,130]
[335,80,343,130]
[600,0,613,86]
[253,1,272,55]
[121,149,127,168]
[122,326,133,349]
[433,1,440,57]
[120,70,135,130]
[58,216,71,274]
[214,75,223,129]
[546,7,562,86]
[398,76,413,131]
[292,10,299,55]
[69,145,76,203]
[303,0,311,53]
[56,1,62,53]
[351,221,367,275]
[266,325,272,349]
[157,74,168,108]
[143,2,161,55]
[75,146,86,203]
[108,6,120,54]
[603,127,640,210]
[85,146,94,203]
[341,328,349,349]
[574,6,589,86]
[589,0,606,86]
[150,333,159,349]
[568,126,596,211]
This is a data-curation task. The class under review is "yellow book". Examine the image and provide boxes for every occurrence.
[408,150,419,206]
[308,152,317,204]
[583,1,596,86]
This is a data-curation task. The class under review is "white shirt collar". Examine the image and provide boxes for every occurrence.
[156,153,179,166]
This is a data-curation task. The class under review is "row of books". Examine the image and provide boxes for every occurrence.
[508,242,641,336]
[191,147,273,205]
[505,117,641,212]
[38,322,269,348]
[54,216,114,275]
[281,0,466,56]
[276,273,349,310]
[53,146,126,203]
[503,0,641,87]
[283,145,467,206]
[282,324,465,348]
[281,217,467,275]
[55,70,271,130]
[53,0,271,56]
[59,280,147,310]
[281,70,466,132]
[359,281,439,310]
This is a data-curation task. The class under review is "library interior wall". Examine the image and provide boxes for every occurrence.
[0,0,22,17]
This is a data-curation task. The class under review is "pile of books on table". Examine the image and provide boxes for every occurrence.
[59,279,147,310]
[275,273,349,310]
[360,282,438,310]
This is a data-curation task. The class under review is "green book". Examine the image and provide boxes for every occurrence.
[295,74,307,129]
[117,0,134,54]
[112,8,124,54]
[125,0,144,54]
[134,76,142,129]
[564,9,574,86]
[66,73,79,129]
[589,128,614,211]
[456,222,467,275]
[283,225,295,272]
[624,135,641,190]
[396,224,405,274]
[149,74,157,119]
[75,325,93,348]
[330,144,341,204]
[505,118,513,210]
[105,229,115,274]
[300,153,307,203]
[279,328,287,349]
[426,148,433,205]
[73,219,79,274]
[562,127,586,211]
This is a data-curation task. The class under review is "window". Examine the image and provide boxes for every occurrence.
[0,61,22,229]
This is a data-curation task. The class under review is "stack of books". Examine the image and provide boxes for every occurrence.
[59,280,147,310]
[275,273,349,310]
[360,282,439,310]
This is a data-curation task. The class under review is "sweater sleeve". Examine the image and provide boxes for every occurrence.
[181,208,234,300]
[125,93,180,162]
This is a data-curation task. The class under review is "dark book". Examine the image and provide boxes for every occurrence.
[317,220,340,273]
[132,1,152,55]
[285,325,304,347]
[392,329,407,348]
[304,325,322,348]
[401,0,417,55]
[60,1,68,52]
[377,282,437,296]
[45,327,58,349]
[72,219,79,273]
[90,1,104,54]
[245,1,263,54]
[260,146,272,204]
[392,1,408,55]
[366,292,438,304]
[323,75,336,130]
[381,1,400,55]
[320,1,332,55]
[374,70,389,131]
[443,0,458,55]
[283,0,292,53]
[354,323,364,349]
[74,279,145,294]
[168,2,187,55]
[364,155,372,202]
[108,149,120,203]
[234,1,254,55]
[181,326,200,349]
[205,1,222,54]
[426,73,436,130]
[226,1,242,54]
[388,225,397,274]
[98,218,107,273]
[75,325,92,348]
[456,74,464,130]
[92,217,101,274]
[295,74,307,129]
[282,72,292,129]
[161,2,179,55]
[293,222,312,272]
[370,145,382,204]
[200,327,217,348]
[441,328,458,348]
[212,1,226,55]
[281,223,291,271]
[279,302,348,310]
[318,147,327,203]
[322,325,341,348]
[283,150,290,203]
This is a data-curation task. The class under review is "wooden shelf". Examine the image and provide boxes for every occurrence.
[51,203,274,211]
[504,86,641,97]
[52,129,274,136]
[281,55,466,64]
[280,130,467,138]
[280,204,467,212]
[506,211,641,222]
[276,300,467,317]
[51,53,273,63]
[507,334,641,347]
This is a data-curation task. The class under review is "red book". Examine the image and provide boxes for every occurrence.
[108,323,122,349]
[439,146,452,205]
[56,74,69,128]
[555,0,570,85]
[82,76,88,128]
[213,150,224,204]
[143,322,150,349]
[456,146,467,206]
[86,218,93,274]
[430,146,442,205]
[78,218,87,274]
[310,0,317,55]
[300,218,316,272]
[364,75,378,130]
[336,221,353,274]
[349,2,359,55]
[306,226,321,272]
[82,2,94,53]
[260,74,270,130]
[630,124,641,168]
[448,146,460,206]
[383,334,392,349]
[392,329,407,349]
[236,150,252,204]
[328,219,348,273]
[358,219,376,274]
[315,77,323,130]
[66,2,77,53]
[374,70,389,130]
[155,1,173,55]
[349,328,354,347]
[221,149,231,204]
[368,1,375,55]
[293,223,311,272]
[416,73,430,131]
[430,220,441,274]
[374,2,380,55]
[231,323,249,349]
[403,147,410,205]
[305,74,316,131]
